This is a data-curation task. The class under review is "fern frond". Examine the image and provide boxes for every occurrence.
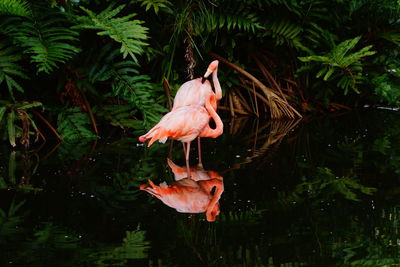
[0,40,29,99]
[94,105,142,129]
[85,45,167,130]
[133,0,172,14]
[379,30,400,45]
[267,19,302,46]
[298,36,376,94]
[299,36,376,68]
[0,0,31,17]
[193,3,263,35]
[111,67,167,129]
[57,107,98,140]
[74,4,149,62]
[11,13,81,73]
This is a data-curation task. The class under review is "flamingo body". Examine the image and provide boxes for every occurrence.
[173,79,216,110]
[139,94,223,147]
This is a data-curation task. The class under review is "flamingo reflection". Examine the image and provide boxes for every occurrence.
[140,159,224,222]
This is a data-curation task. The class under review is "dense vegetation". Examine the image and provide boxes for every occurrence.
[0,0,399,147]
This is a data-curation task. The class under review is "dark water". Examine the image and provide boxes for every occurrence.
[1,110,400,266]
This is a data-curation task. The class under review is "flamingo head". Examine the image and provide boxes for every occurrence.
[203,60,219,78]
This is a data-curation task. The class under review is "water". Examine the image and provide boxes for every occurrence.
[1,110,400,266]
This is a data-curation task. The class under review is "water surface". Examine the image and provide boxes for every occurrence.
[1,110,400,266]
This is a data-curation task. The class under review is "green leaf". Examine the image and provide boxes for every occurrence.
[74,4,149,62]
[12,14,81,74]
[0,0,31,17]
[7,110,16,147]
[0,107,6,123]
[323,67,335,81]
[0,40,28,98]
[57,107,98,141]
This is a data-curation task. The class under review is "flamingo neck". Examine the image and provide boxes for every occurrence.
[201,95,223,138]
[212,69,222,100]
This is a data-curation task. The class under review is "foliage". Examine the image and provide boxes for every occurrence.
[295,166,376,202]
[0,0,399,145]
[57,107,98,141]
[16,14,81,74]
[0,40,28,99]
[90,227,150,265]
[0,199,25,240]
[0,0,31,17]
[0,101,42,147]
[73,4,149,62]
[133,0,172,14]
[371,73,400,106]
[83,44,167,131]
[298,36,376,95]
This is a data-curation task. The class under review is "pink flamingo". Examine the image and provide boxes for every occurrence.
[140,161,224,222]
[139,93,223,177]
[172,60,222,165]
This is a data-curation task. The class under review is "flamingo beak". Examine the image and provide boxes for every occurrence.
[204,68,212,78]
[202,68,213,84]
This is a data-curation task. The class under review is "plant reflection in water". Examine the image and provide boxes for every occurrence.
[140,159,224,222]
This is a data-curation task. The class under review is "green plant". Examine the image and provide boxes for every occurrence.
[298,36,376,95]
[0,40,28,99]
[73,3,149,62]
[0,101,43,147]
[57,107,98,141]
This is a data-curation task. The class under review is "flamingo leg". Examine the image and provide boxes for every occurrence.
[197,137,203,167]
[182,142,187,156]
[185,142,191,178]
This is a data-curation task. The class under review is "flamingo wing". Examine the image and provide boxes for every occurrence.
[141,105,210,146]
[173,79,213,109]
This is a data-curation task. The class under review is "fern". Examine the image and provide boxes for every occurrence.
[74,4,149,62]
[57,107,98,141]
[268,19,302,46]
[94,105,143,129]
[193,2,264,35]
[9,13,81,74]
[298,36,376,94]
[372,73,400,106]
[0,40,29,99]
[0,0,31,17]
[86,45,167,130]
[379,30,400,46]
[133,0,172,14]
[111,66,167,130]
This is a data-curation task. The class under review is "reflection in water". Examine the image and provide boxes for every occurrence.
[140,159,224,222]
[4,111,400,266]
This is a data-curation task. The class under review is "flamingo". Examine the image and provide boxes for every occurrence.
[139,93,223,177]
[172,60,222,165]
[173,60,222,109]
[140,160,224,222]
